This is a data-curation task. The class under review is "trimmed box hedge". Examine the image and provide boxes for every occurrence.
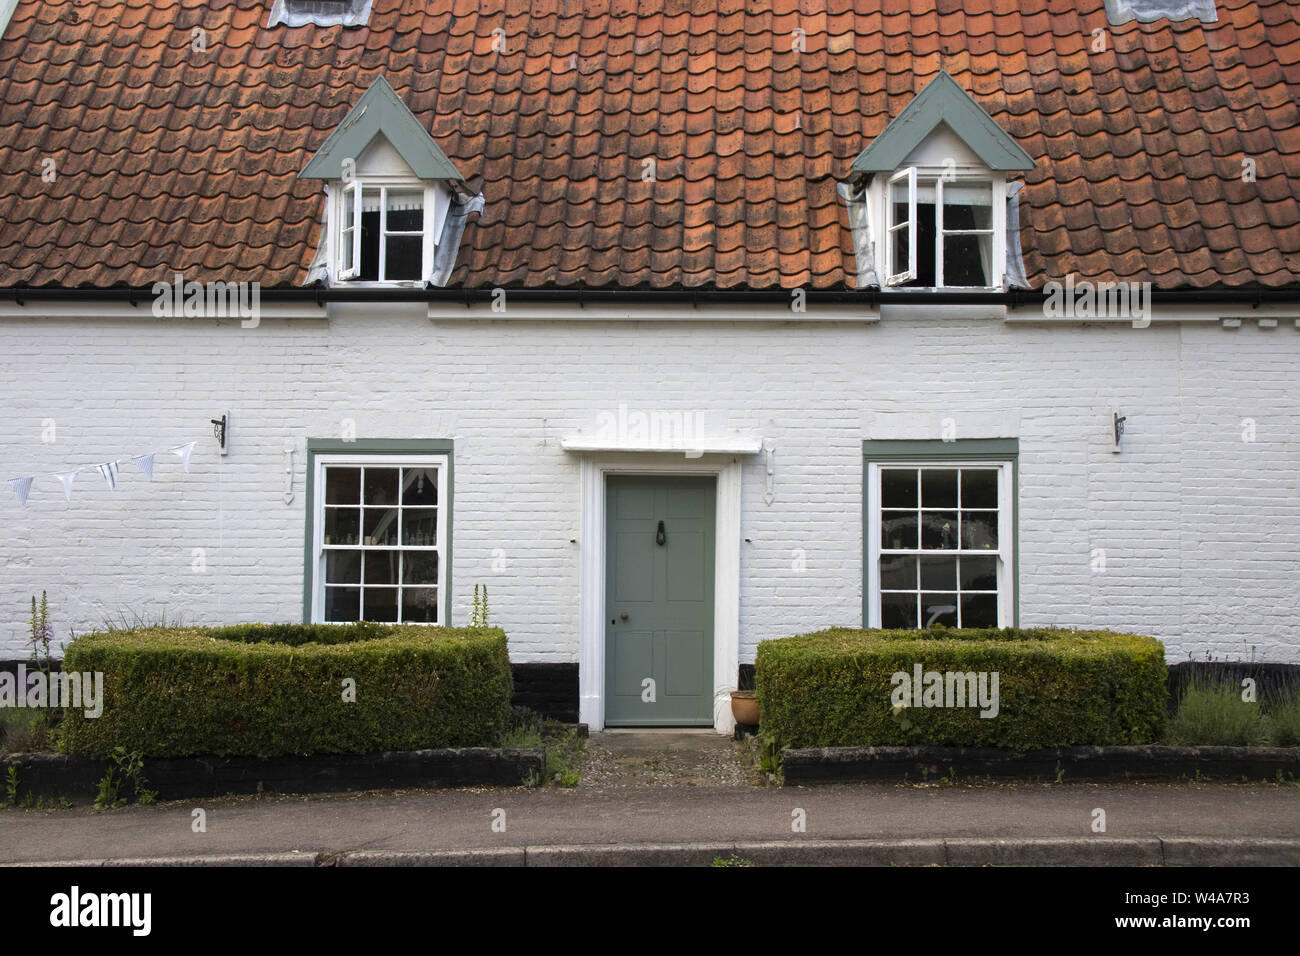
[756,627,1167,752]
[60,622,513,758]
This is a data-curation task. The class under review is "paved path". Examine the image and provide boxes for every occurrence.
[4,779,1298,865]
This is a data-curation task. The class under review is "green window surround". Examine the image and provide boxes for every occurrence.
[303,438,455,626]
[862,438,1020,629]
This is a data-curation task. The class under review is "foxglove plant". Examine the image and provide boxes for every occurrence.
[27,591,52,660]
[470,584,490,628]
[27,591,56,725]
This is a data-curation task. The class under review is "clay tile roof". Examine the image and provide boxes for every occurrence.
[2,0,1299,290]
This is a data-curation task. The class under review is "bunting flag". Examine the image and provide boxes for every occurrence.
[8,475,34,506]
[171,441,196,474]
[3,435,205,506]
[55,469,79,502]
[131,453,155,480]
[96,461,118,489]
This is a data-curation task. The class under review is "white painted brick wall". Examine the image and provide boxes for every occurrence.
[0,308,1296,664]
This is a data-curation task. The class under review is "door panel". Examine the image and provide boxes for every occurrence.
[616,485,655,520]
[666,531,707,601]
[614,531,654,603]
[604,475,715,725]
[665,631,706,696]
[610,630,654,696]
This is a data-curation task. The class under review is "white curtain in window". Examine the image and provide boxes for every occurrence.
[917,182,995,205]
[387,195,424,212]
[358,191,424,213]
[940,182,993,285]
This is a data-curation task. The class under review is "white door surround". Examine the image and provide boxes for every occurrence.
[575,452,745,734]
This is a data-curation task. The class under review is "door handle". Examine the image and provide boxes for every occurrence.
[656,520,666,546]
[620,612,629,621]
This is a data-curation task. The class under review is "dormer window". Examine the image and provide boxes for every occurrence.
[886,172,998,288]
[338,183,428,282]
[300,76,482,288]
[845,72,1035,292]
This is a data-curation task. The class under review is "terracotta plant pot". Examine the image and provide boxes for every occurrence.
[730,690,759,726]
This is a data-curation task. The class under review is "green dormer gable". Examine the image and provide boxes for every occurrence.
[851,71,1035,174]
[301,75,464,182]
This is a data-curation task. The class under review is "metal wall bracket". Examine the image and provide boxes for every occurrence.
[282,439,296,504]
[763,438,776,504]
[211,411,229,455]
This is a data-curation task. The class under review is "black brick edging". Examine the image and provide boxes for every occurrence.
[780,745,1300,784]
[1,747,546,802]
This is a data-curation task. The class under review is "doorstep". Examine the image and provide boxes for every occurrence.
[602,727,718,734]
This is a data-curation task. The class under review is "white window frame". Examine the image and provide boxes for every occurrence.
[885,166,917,285]
[338,180,361,280]
[876,167,1007,289]
[310,452,449,625]
[332,177,436,286]
[935,177,998,289]
[865,459,1015,629]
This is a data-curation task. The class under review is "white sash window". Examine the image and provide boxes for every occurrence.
[311,453,448,624]
[866,460,1015,629]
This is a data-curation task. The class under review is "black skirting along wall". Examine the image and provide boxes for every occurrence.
[510,663,579,723]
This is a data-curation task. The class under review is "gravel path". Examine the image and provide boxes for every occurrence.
[575,731,762,791]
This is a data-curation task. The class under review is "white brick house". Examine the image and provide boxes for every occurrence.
[1,1,1297,731]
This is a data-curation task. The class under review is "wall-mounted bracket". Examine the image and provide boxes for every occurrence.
[282,439,296,504]
[211,411,229,455]
[763,438,776,504]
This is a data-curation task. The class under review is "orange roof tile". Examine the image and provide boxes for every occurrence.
[1,0,1299,290]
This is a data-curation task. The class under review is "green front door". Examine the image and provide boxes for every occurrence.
[604,475,715,726]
